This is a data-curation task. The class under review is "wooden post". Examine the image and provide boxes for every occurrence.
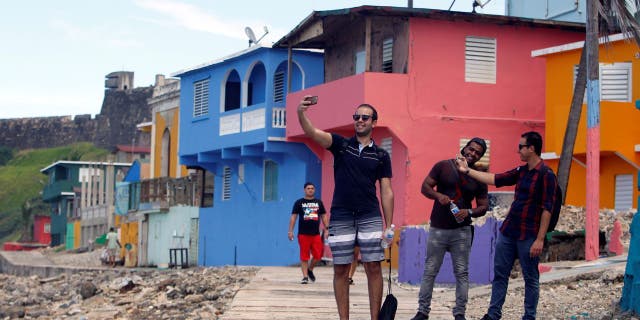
[585,0,600,261]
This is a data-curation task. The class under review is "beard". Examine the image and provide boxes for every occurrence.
[355,126,371,137]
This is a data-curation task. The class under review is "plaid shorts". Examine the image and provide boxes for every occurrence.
[327,207,384,264]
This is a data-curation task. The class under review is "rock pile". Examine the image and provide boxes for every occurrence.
[465,267,635,319]
[0,267,256,319]
[474,205,636,249]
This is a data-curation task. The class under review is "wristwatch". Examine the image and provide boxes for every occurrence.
[468,208,473,217]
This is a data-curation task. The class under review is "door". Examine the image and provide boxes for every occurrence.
[614,174,633,211]
[189,218,199,266]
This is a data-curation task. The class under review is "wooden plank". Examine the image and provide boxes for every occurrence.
[220,266,453,319]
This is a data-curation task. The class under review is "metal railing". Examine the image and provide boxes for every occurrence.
[272,108,286,128]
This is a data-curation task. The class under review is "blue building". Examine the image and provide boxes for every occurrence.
[174,46,324,266]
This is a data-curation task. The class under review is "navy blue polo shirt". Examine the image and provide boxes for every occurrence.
[327,133,392,211]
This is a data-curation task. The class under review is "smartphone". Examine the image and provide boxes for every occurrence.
[308,96,318,105]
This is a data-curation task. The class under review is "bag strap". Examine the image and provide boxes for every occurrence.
[448,159,463,202]
[387,247,393,295]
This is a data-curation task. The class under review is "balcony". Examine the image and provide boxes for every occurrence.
[133,173,203,212]
[285,72,409,138]
[42,180,76,202]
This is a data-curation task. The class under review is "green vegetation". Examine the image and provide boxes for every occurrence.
[0,143,109,244]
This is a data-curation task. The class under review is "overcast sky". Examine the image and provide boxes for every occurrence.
[0,0,505,119]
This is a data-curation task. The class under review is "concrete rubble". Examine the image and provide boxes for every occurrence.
[0,205,637,319]
[0,264,256,319]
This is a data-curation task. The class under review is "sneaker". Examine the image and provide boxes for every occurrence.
[300,277,309,284]
[410,311,428,320]
[454,315,466,320]
[308,269,316,282]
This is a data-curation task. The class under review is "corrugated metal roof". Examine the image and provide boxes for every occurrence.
[274,5,585,48]
[40,161,132,173]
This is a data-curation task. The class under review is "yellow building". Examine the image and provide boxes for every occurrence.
[534,34,640,210]
[145,74,187,179]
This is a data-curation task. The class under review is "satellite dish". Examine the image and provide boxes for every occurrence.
[244,26,269,47]
[245,27,257,45]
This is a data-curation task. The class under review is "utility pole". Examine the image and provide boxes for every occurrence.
[585,0,600,261]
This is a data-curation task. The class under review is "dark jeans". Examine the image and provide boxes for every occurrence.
[487,233,540,320]
[417,226,472,317]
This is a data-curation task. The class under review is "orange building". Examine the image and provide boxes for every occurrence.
[534,33,640,210]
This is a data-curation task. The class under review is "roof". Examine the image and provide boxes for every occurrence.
[274,5,585,49]
[171,45,267,77]
[532,32,628,57]
[115,144,151,154]
[41,161,132,173]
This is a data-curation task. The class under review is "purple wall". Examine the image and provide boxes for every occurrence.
[398,218,500,285]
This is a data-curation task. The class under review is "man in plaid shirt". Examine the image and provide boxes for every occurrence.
[455,131,558,320]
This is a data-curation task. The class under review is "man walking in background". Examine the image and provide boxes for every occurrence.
[288,182,329,284]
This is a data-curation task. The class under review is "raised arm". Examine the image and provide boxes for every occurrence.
[455,157,496,186]
[379,177,394,227]
[297,96,332,149]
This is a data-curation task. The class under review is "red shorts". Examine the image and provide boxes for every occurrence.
[298,234,323,261]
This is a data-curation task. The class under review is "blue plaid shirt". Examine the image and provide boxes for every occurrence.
[495,161,557,240]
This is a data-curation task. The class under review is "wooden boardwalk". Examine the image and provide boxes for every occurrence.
[221,265,455,320]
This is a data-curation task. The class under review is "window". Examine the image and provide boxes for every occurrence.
[54,166,68,181]
[238,163,245,184]
[264,160,278,201]
[380,137,392,159]
[355,50,366,74]
[601,63,632,102]
[460,138,491,169]
[465,36,497,84]
[44,223,51,233]
[574,62,632,102]
[382,38,393,73]
[161,129,171,177]
[273,71,285,103]
[247,62,266,106]
[193,79,209,117]
[222,166,231,201]
[224,70,241,112]
[202,170,214,207]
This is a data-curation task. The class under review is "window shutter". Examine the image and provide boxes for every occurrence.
[600,63,632,102]
[380,137,392,159]
[382,38,393,73]
[465,36,497,84]
[273,72,285,103]
[193,79,210,117]
[222,166,231,201]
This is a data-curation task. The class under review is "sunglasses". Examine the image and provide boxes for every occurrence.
[518,144,530,150]
[352,114,373,121]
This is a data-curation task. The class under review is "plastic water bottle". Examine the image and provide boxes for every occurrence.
[381,224,395,249]
[450,202,464,223]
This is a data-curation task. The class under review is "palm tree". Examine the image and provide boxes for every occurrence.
[558,0,640,260]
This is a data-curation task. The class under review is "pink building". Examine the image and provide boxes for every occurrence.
[277,6,585,283]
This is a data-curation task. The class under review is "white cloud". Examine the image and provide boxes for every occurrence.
[132,0,287,43]
[49,17,142,49]
[133,0,245,39]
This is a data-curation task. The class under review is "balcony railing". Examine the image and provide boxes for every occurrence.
[272,107,286,128]
[136,172,203,210]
